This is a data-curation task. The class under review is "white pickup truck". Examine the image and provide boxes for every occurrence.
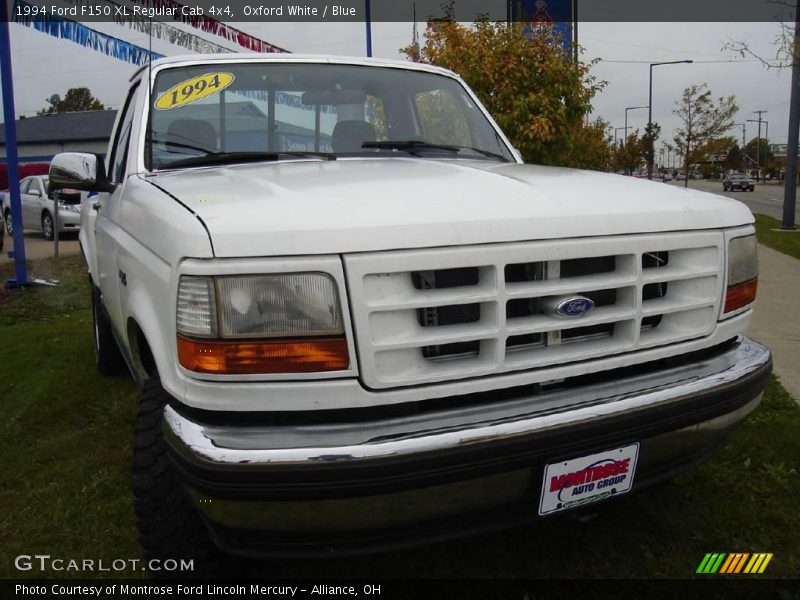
[49,54,771,571]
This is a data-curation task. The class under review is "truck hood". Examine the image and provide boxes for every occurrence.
[146,159,753,257]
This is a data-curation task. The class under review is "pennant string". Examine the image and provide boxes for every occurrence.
[127,0,288,53]
[59,0,239,55]
[12,1,163,66]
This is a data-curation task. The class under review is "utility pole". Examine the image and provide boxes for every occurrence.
[752,110,768,181]
[783,0,799,230]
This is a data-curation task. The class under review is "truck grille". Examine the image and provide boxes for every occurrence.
[344,232,724,389]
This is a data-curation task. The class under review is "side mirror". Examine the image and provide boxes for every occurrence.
[49,153,115,194]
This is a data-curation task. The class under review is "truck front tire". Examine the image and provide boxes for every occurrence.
[133,377,237,578]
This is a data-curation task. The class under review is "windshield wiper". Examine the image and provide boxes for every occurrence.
[160,151,336,170]
[362,140,509,162]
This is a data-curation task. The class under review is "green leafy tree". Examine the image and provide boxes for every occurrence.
[612,131,644,174]
[672,84,738,187]
[694,135,738,177]
[568,117,613,171]
[744,137,774,172]
[39,87,105,115]
[697,135,737,158]
[724,144,745,172]
[641,122,661,176]
[403,3,607,169]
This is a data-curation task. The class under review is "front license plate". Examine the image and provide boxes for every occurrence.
[538,443,639,515]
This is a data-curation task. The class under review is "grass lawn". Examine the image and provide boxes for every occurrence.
[1,254,798,581]
[754,214,800,260]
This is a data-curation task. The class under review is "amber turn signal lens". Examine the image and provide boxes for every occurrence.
[177,336,349,374]
[724,278,758,314]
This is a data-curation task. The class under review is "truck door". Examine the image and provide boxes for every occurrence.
[94,82,139,335]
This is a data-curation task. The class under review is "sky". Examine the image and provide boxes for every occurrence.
[1,18,792,159]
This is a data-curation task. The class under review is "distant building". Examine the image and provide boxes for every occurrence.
[0,110,117,164]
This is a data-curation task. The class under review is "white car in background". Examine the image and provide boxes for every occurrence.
[2,175,82,240]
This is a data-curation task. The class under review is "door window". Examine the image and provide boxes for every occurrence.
[109,83,140,183]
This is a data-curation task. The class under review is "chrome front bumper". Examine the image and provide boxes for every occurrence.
[163,336,771,556]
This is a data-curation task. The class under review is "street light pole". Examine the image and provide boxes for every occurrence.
[624,105,649,141]
[365,0,372,57]
[614,126,627,146]
[648,60,693,180]
[734,123,746,149]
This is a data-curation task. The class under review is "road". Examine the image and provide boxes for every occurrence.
[667,179,799,224]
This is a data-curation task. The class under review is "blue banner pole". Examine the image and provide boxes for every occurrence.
[0,0,30,287]
[365,0,372,57]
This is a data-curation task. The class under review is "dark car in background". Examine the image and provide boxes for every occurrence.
[723,173,755,192]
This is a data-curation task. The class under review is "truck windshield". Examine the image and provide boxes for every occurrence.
[147,62,513,170]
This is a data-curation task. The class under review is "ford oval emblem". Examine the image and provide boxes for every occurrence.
[555,296,595,317]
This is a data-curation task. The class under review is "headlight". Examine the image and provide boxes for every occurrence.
[217,274,342,338]
[176,273,348,374]
[723,234,758,316]
[58,203,80,213]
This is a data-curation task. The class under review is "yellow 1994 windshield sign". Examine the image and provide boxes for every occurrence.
[154,72,235,110]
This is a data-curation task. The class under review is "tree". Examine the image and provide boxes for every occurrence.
[724,5,798,71]
[641,122,661,177]
[696,135,736,157]
[672,84,738,187]
[569,117,613,171]
[724,144,745,172]
[744,137,774,173]
[696,135,738,177]
[403,4,607,169]
[38,87,105,115]
[612,131,644,174]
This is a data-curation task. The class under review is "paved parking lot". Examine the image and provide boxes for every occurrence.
[1,229,80,264]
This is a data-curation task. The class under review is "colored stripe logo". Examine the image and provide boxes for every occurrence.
[696,552,773,574]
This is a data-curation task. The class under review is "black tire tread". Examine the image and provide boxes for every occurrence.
[133,377,236,578]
